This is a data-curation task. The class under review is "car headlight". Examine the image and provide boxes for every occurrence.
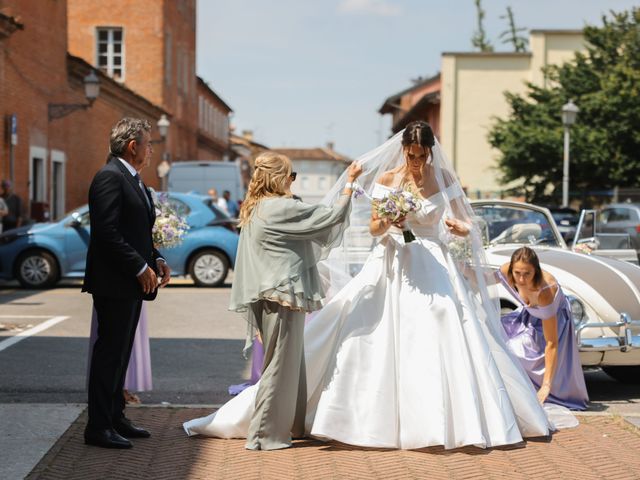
[0,233,20,245]
[567,295,587,327]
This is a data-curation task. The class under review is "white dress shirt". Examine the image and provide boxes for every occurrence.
[117,157,164,277]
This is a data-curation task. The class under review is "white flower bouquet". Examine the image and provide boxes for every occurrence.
[373,187,420,243]
[350,182,421,243]
[151,191,190,248]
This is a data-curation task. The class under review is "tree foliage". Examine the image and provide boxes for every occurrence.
[489,8,640,202]
[472,0,494,52]
[499,6,527,52]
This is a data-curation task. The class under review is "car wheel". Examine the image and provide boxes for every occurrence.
[602,366,640,384]
[15,250,59,289]
[188,249,229,287]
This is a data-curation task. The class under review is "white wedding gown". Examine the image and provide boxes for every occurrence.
[184,187,556,449]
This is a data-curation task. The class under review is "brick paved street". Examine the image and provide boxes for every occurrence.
[26,408,640,480]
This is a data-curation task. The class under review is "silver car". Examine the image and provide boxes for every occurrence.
[472,200,640,384]
[599,203,640,259]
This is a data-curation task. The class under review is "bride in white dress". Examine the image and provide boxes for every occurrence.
[184,121,557,449]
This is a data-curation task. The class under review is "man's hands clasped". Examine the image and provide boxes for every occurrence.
[137,266,158,295]
[157,259,171,288]
[137,259,172,294]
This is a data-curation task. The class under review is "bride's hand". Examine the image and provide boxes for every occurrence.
[392,215,406,229]
[445,218,470,237]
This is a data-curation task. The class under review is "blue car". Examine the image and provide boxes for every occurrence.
[0,192,238,288]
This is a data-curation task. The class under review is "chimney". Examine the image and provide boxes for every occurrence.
[326,141,334,150]
[242,130,253,142]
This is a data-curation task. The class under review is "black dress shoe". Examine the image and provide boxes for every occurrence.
[114,417,151,438]
[84,428,132,449]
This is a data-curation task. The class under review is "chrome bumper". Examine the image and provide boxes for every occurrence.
[577,313,640,352]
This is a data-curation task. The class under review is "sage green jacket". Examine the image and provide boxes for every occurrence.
[230,194,352,313]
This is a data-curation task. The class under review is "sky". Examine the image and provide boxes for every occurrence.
[196,0,638,158]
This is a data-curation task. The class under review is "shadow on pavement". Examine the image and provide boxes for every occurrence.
[585,369,640,407]
[0,336,247,405]
[0,282,46,305]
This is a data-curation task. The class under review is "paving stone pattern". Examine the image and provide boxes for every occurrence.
[26,408,640,480]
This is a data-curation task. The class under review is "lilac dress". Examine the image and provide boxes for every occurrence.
[499,273,588,410]
[228,337,265,395]
[87,302,153,392]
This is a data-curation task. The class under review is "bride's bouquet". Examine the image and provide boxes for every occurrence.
[373,188,420,243]
[150,190,190,248]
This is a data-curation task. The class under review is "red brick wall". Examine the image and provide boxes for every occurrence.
[68,0,198,163]
[197,79,231,160]
[0,0,167,222]
[67,0,165,105]
[52,69,166,211]
[0,0,69,217]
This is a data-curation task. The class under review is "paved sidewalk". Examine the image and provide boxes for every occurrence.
[0,404,85,480]
[23,407,640,480]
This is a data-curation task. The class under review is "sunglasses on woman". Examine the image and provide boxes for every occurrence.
[290,171,297,181]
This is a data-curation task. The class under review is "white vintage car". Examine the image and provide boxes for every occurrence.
[471,200,640,384]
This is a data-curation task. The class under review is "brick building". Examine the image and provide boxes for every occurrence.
[379,74,441,137]
[229,130,270,189]
[67,0,231,167]
[197,76,232,160]
[1,0,167,221]
[1,0,234,222]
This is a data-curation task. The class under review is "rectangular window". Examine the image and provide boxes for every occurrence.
[51,151,66,220]
[96,27,125,81]
[318,176,327,191]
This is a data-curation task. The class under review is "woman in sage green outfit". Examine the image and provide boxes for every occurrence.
[229,151,362,450]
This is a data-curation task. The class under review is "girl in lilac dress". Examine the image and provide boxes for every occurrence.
[498,247,588,410]
[88,303,152,403]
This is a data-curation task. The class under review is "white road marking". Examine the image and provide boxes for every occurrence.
[0,315,56,318]
[0,316,69,353]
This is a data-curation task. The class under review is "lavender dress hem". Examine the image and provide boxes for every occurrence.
[499,273,589,411]
[87,302,153,393]
[228,337,264,396]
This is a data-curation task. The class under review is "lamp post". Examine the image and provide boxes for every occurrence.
[561,99,579,207]
[48,70,100,121]
[156,114,170,141]
[155,114,171,190]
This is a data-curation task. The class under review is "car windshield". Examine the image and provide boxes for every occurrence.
[472,205,561,247]
[204,199,231,219]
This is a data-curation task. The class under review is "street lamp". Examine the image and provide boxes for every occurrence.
[561,99,579,207]
[157,114,170,140]
[48,70,101,121]
[152,114,170,144]
[154,114,171,190]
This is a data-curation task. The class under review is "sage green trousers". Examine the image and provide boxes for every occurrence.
[246,300,307,450]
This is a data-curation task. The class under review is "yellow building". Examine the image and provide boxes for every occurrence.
[440,30,584,198]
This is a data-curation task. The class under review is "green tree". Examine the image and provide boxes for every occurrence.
[499,6,528,52]
[472,0,494,52]
[489,8,640,203]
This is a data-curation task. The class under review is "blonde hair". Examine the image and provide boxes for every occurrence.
[239,152,292,226]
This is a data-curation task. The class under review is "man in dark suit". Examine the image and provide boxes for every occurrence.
[83,117,171,449]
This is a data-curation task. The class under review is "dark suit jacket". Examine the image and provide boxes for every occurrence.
[82,157,161,300]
